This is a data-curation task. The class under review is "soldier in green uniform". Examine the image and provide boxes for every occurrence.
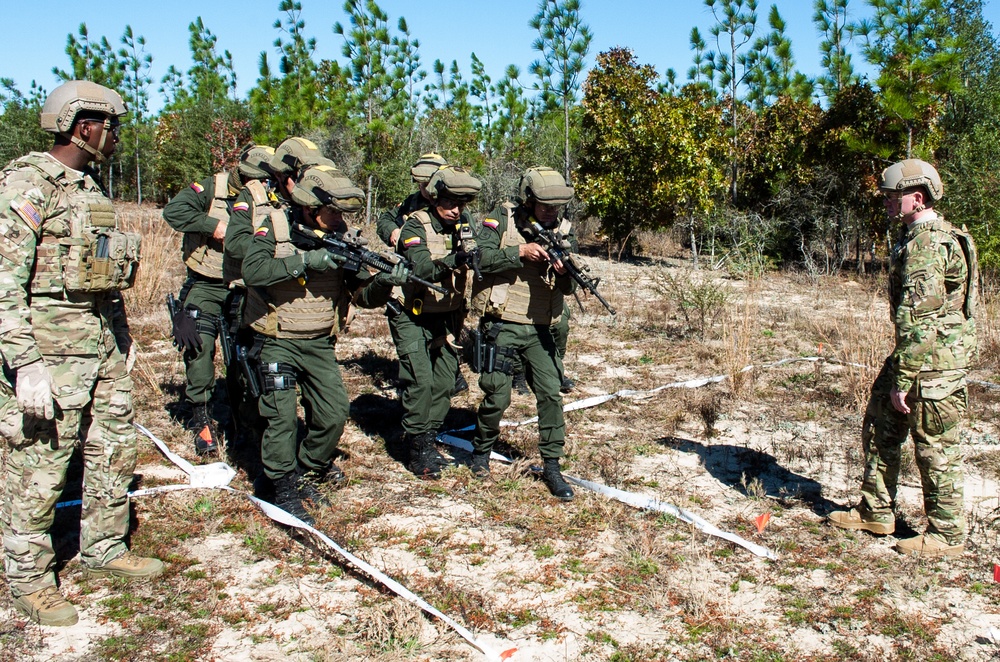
[0,81,163,627]
[393,166,482,478]
[468,167,578,501]
[163,144,274,455]
[242,165,404,523]
[829,159,978,558]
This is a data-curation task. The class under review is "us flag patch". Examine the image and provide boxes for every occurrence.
[11,197,42,230]
[254,227,269,237]
[233,201,250,212]
[190,182,205,193]
[403,236,421,247]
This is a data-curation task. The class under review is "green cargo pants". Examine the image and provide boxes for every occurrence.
[181,278,229,405]
[389,308,460,436]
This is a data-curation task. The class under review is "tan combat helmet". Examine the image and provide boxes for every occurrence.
[291,165,365,212]
[410,153,448,184]
[238,144,276,180]
[40,80,127,163]
[518,167,574,207]
[426,165,482,202]
[879,159,943,203]
[269,137,325,178]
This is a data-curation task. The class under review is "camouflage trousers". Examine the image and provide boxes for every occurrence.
[859,360,967,544]
[1,347,136,597]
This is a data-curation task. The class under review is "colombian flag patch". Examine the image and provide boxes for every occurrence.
[403,236,421,247]
[11,197,42,230]
[190,182,205,193]
[233,201,250,212]
[254,227,269,238]
[482,219,499,230]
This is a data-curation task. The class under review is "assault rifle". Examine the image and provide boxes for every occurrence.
[289,221,448,295]
[456,220,482,281]
[530,221,616,315]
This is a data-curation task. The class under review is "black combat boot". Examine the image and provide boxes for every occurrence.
[559,376,576,393]
[452,370,469,396]
[296,467,331,508]
[469,451,491,478]
[188,405,219,456]
[512,372,531,396]
[542,458,574,501]
[273,473,314,525]
[407,432,446,480]
[252,473,275,502]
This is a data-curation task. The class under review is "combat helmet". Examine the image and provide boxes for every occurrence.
[426,165,482,202]
[238,144,275,179]
[518,167,574,206]
[879,159,943,203]
[40,80,127,163]
[270,137,325,178]
[291,165,365,212]
[411,153,448,184]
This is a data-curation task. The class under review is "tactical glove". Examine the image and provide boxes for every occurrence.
[379,262,411,287]
[304,249,345,272]
[16,360,55,420]
[171,308,202,352]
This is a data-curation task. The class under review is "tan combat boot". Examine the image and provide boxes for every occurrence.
[13,586,79,626]
[827,507,895,535]
[84,551,165,579]
[895,534,964,558]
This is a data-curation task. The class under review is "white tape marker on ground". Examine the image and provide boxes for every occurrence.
[129,424,507,661]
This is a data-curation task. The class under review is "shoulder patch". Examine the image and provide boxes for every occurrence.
[233,201,250,213]
[403,236,421,247]
[190,182,205,193]
[10,196,42,230]
[254,226,269,238]
[482,218,500,231]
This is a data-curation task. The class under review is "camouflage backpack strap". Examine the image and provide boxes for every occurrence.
[950,223,979,320]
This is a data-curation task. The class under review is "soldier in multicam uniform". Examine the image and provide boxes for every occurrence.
[242,165,405,523]
[162,144,274,456]
[468,167,578,501]
[393,166,482,478]
[829,159,978,558]
[0,81,163,627]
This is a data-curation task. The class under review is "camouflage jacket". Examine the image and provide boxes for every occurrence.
[889,213,977,393]
[0,152,128,369]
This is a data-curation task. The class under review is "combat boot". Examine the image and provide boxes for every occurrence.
[12,586,78,627]
[408,432,446,480]
[84,551,164,579]
[512,372,531,396]
[296,467,331,508]
[542,458,574,502]
[273,473,314,525]
[469,451,491,478]
[453,371,469,396]
[253,473,275,502]
[895,534,964,558]
[188,405,219,456]
[827,507,894,535]
[560,376,576,393]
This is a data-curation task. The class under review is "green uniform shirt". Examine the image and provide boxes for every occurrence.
[162,175,229,235]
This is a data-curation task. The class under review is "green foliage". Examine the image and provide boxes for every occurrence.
[577,48,727,253]
[813,0,861,101]
[0,81,49,165]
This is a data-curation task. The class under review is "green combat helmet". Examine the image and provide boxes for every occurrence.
[518,167,574,206]
[879,158,943,202]
[291,165,365,212]
[40,80,127,163]
[269,137,325,178]
[238,144,276,179]
[426,165,482,202]
[410,153,448,184]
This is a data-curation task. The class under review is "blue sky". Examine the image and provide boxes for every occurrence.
[3,0,998,111]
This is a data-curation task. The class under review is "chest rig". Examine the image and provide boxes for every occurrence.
[183,172,230,280]
[403,210,467,314]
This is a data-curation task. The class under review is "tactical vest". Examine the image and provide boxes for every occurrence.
[244,211,349,339]
[182,172,229,279]
[402,210,467,314]
[4,154,140,297]
[471,203,563,325]
[223,179,272,286]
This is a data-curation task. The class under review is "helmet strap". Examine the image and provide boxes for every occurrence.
[64,117,110,164]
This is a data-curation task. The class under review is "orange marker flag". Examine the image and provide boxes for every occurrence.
[818,343,824,355]
[501,648,518,660]
[755,513,771,534]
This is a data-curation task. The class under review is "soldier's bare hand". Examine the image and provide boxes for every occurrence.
[389,228,402,247]
[212,219,228,241]
[551,258,567,275]
[519,242,550,263]
[890,387,911,414]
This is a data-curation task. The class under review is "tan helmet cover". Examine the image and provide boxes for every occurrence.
[410,153,448,183]
[238,145,276,179]
[270,137,324,177]
[879,159,943,202]
[291,165,365,212]
[519,167,574,206]
[40,80,127,133]
[427,165,482,202]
